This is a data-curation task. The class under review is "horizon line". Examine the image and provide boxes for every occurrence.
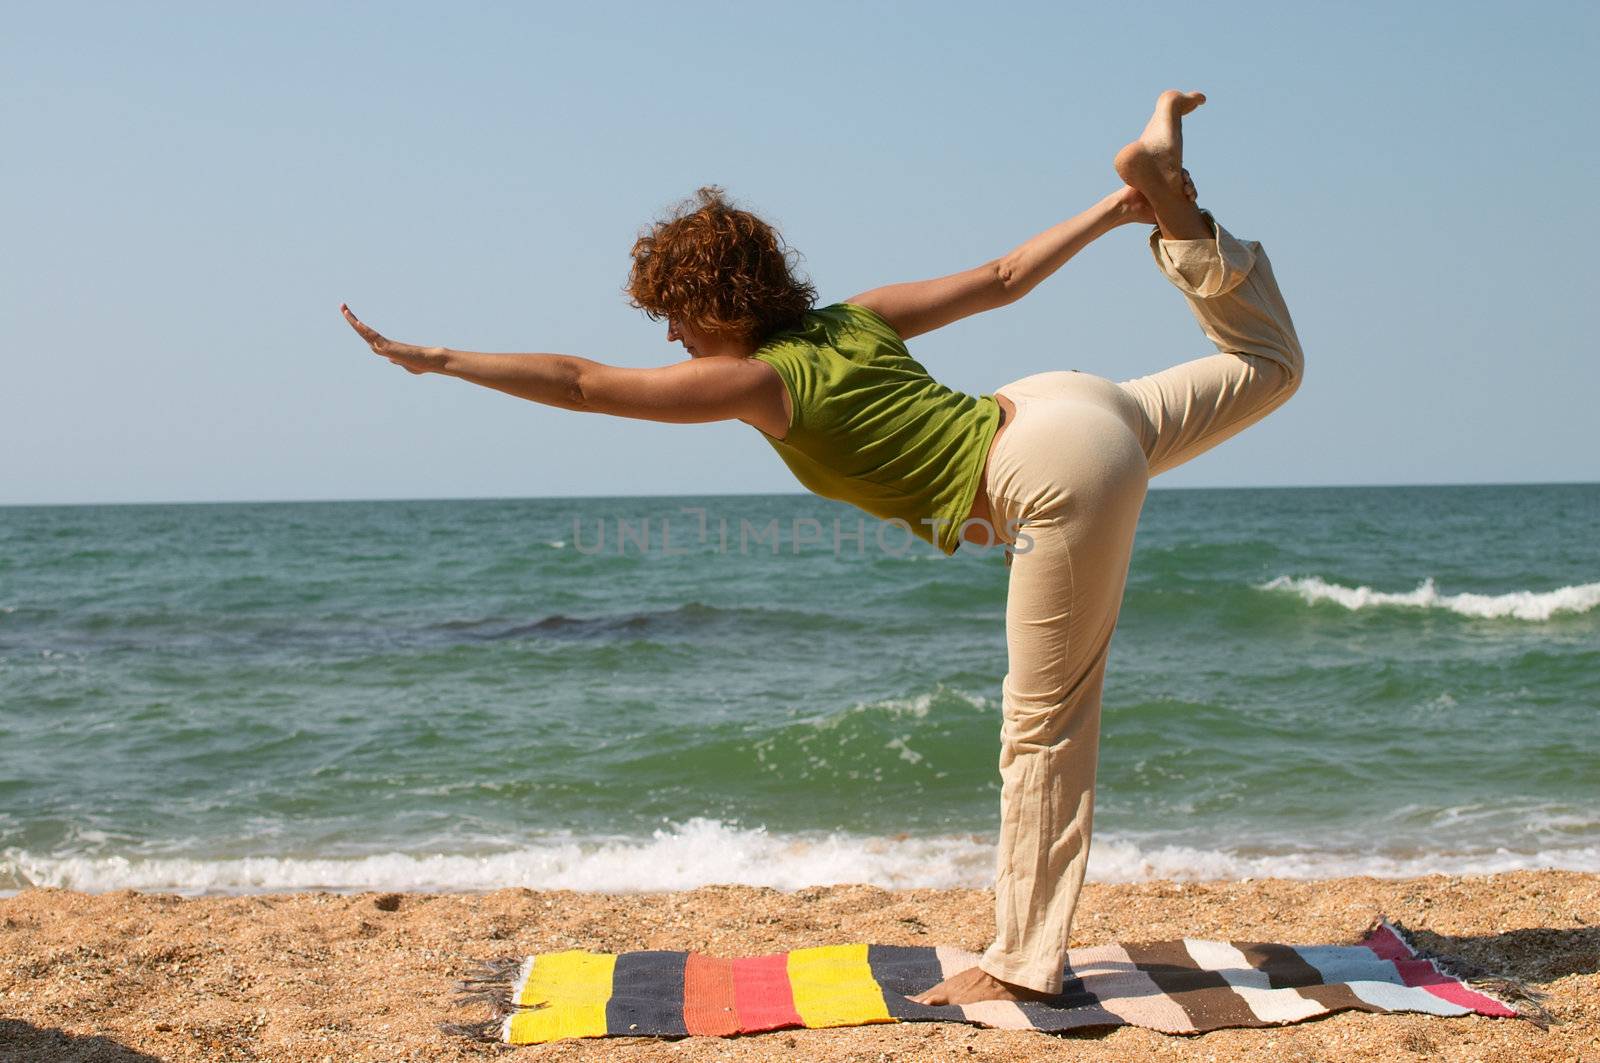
[3,479,1598,510]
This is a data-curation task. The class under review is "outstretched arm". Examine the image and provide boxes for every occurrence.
[340,305,772,424]
[846,186,1167,341]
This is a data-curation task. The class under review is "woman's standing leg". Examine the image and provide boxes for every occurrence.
[912,377,1153,1003]
[978,400,1151,994]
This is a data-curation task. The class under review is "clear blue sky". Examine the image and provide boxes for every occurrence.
[5,1,1596,505]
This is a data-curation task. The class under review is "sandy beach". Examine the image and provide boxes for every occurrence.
[0,870,1594,1061]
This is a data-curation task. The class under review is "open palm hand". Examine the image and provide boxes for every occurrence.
[341,305,451,375]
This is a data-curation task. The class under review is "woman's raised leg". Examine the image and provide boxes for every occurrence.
[1115,90,1306,476]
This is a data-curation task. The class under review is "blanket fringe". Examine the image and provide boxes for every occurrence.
[1369,916,1556,1029]
[443,956,550,1042]
[437,1018,507,1044]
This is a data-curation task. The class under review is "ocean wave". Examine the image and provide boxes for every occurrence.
[1085,836,1600,882]
[426,601,865,643]
[5,820,1598,896]
[624,686,998,795]
[0,820,990,895]
[1259,575,1600,621]
[819,688,995,724]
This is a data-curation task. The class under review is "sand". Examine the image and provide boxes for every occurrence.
[2,870,1596,1062]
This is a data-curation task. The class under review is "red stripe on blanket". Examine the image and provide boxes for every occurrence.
[1360,921,1412,962]
[1363,922,1517,1017]
[731,952,803,1032]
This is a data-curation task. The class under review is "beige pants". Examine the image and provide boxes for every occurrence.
[976,215,1305,993]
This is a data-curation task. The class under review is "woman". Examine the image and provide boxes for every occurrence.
[341,90,1304,1006]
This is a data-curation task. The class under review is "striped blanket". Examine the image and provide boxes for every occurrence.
[451,918,1541,1045]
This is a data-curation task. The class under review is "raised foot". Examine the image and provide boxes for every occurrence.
[1114,89,1206,193]
[908,966,1058,1007]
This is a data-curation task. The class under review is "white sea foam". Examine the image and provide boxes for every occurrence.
[1084,837,1600,882]
[1260,575,1600,620]
[4,819,1598,896]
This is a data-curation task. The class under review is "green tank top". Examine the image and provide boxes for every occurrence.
[750,302,1001,556]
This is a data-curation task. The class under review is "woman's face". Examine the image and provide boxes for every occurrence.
[667,317,753,360]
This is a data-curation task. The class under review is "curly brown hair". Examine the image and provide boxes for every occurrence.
[626,186,817,345]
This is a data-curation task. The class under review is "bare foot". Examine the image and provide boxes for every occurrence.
[907,966,1057,1006]
[1114,89,1206,194]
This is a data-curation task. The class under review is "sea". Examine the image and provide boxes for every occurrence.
[2,484,1596,896]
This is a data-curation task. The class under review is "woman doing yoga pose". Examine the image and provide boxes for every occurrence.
[342,90,1305,1006]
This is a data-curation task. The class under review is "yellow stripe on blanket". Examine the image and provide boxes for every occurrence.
[786,943,893,1028]
[507,950,617,1043]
